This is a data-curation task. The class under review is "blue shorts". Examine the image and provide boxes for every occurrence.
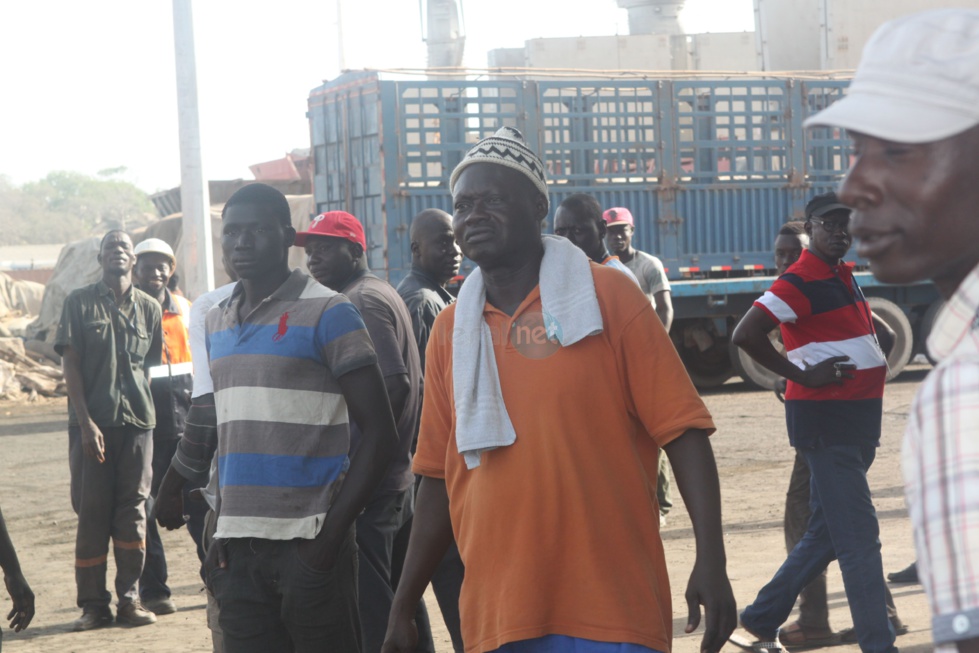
[491,635,662,653]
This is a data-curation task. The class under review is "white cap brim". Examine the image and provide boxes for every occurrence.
[804,91,979,144]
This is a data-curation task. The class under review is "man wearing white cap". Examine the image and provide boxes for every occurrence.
[806,8,979,652]
[132,238,202,616]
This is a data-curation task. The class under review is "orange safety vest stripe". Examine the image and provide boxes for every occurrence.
[162,294,193,365]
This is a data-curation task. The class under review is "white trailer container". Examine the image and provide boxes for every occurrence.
[754,0,979,70]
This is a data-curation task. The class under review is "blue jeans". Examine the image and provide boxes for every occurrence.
[741,444,896,653]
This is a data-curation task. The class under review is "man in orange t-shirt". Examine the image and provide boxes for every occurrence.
[383,127,736,653]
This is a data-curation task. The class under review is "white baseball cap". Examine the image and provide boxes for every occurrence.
[804,9,979,143]
[134,238,176,268]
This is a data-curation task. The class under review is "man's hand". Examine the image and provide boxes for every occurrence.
[80,419,105,463]
[683,558,737,653]
[382,477,453,653]
[296,525,343,573]
[799,356,856,388]
[381,613,419,653]
[153,467,188,531]
[4,570,34,633]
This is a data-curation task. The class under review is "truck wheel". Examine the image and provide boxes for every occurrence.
[677,340,733,389]
[729,332,784,391]
[867,297,913,381]
[917,298,945,365]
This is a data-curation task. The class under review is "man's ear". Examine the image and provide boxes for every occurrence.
[535,194,549,222]
[803,220,814,239]
[351,243,365,259]
[410,240,420,256]
[283,225,297,248]
[597,220,607,239]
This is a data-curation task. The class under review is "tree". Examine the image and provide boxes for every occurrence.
[0,171,155,246]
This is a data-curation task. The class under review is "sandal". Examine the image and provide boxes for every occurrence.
[729,632,784,653]
[732,622,785,653]
[777,622,837,650]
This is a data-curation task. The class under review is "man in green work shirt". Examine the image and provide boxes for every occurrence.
[56,230,163,632]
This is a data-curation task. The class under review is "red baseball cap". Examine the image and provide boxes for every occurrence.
[294,211,367,249]
[602,207,634,228]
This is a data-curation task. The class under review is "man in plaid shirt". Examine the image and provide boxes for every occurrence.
[808,9,979,652]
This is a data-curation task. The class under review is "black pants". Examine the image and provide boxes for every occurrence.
[140,436,208,600]
[211,529,361,653]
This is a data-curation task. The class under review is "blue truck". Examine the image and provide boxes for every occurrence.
[307,71,940,388]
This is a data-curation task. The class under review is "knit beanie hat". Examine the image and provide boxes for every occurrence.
[449,126,549,206]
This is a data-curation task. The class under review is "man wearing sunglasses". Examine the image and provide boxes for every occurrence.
[732,192,898,653]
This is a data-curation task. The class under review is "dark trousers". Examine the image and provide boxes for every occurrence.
[140,436,208,600]
[785,450,900,631]
[657,451,673,516]
[358,489,437,653]
[743,445,896,653]
[202,509,225,653]
[69,424,153,608]
[210,529,361,653]
[784,451,829,629]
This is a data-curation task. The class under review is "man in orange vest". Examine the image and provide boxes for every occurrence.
[133,238,203,616]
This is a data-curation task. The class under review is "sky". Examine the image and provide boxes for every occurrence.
[0,0,754,194]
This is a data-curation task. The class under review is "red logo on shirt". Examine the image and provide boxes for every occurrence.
[272,312,289,342]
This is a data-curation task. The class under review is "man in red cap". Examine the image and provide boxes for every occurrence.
[296,212,430,653]
[602,205,675,527]
[603,207,673,331]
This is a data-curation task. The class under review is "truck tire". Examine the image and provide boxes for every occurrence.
[675,321,734,389]
[917,298,945,365]
[729,331,784,391]
[867,296,913,381]
[680,350,734,389]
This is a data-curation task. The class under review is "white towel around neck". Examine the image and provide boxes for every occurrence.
[452,235,603,469]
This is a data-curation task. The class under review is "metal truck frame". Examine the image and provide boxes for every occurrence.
[307,71,940,388]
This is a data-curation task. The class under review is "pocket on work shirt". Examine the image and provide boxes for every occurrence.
[128,327,152,363]
[83,319,110,349]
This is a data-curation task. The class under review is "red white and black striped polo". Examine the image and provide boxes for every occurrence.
[754,249,887,448]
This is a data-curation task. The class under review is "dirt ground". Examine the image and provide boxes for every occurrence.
[0,366,934,653]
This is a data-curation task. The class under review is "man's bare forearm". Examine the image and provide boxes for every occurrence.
[654,290,674,332]
[0,507,23,576]
[326,364,399,536]
[732,308,803,383]
[664,429,726,565]
[389,477,454,620]
[664,429,737,653]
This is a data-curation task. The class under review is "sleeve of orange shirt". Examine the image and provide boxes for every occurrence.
[412,306,455,479]
[614,292,716,447]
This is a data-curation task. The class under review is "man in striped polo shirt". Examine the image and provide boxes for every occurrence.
[202,183,399,653]
[732,192,897,653]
